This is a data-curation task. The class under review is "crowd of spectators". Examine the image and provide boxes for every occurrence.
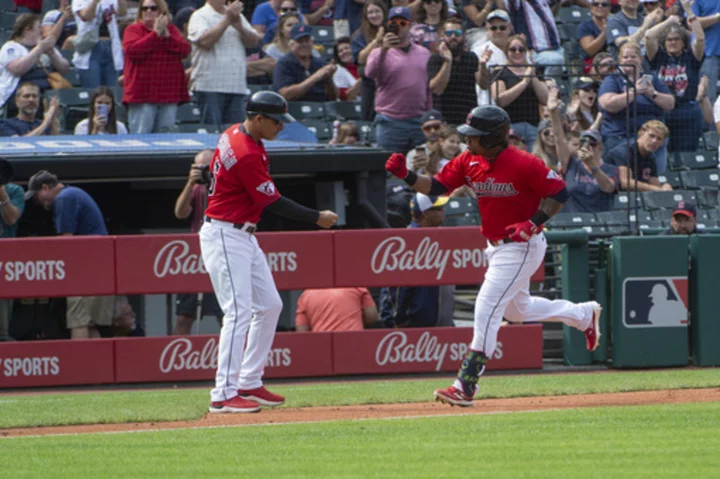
[2,0,720,338]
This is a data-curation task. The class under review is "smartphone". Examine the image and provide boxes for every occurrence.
[641,74,653,86]
[387,23,399,35]
[97,104,109,121]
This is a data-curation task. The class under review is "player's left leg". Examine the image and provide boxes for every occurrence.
[237,236,284,406]
[503,234,601,350]
[436,236,545,406]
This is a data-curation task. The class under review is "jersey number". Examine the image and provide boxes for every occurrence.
[207,160,221,197]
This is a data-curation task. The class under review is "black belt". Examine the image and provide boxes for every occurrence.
[204,216,257,234]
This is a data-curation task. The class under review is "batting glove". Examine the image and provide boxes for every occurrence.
[506,220,540,243]
[385,153,408,179]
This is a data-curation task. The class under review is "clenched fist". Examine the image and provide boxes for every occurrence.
[505,220,540,243]
[317,210,338,228]
[385,153,408,179]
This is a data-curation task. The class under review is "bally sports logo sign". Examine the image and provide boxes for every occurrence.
[115,232,335,294]
[335,228,543,287]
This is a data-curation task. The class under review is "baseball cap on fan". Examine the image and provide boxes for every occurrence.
[411,193,449,216]
[672,201,696,218]
[24,170,59,200]
[388,6,411,20]
[290,23,312,41]
[486,10,510,22]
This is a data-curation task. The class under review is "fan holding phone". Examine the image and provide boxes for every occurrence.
[365,6,432,153]
[74,86,129,135]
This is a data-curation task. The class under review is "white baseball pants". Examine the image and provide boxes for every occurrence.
[470,233,594,356]
[199,220,283,403]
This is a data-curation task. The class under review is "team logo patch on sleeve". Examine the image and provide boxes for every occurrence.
[256,181,276,196]
[547,170,561,180]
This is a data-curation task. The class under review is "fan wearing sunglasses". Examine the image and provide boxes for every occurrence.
[645,0,705,153]
[578,1,610,73]
[428,18,482,124]
[365,6,432,152]
[491,34,549,150]
[122,0,190,133]
[473,9,512,106]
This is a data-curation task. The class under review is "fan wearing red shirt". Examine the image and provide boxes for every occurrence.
[122,0,191,133]
[385,105,603,408]
[200,91,338,414]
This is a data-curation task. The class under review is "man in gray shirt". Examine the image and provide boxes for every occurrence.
[606,0,663,57]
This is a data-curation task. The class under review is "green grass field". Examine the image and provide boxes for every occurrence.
[1,402,719,478]
[0,369,719,428]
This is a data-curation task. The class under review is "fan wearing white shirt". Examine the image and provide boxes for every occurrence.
[73,86,128,135]
[472,10,511,107]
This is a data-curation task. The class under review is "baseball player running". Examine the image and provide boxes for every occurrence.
[201,91,338,413]
[385,105,601,407]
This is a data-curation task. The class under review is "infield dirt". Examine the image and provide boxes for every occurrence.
[2,388,718,438]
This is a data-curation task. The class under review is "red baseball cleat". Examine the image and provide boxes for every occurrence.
[209,395,261,414]
[238,386,285,407]
[434,386,474,407]
[585,302,603,352]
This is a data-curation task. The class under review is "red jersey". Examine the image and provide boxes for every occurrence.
[204,125,281,224]
[436,146,566,241]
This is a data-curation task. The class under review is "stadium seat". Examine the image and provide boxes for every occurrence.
[677,150,719,170]
[680,170,720,189]
[63,107,88,132]
[0,0,16,11]
[301,120,332,141]
[60,49,74,62]
[288,101,326,120]
[64,69,81,87]
[703,131,718,151]
[248,83,271,94]
[311,26,334,45]
[355,120,376,143]
[613,191,642,211]
[596,210,640,227]
[110,86,124,102]
[557,6,590,24]
[546,212,596,228]
[696,188,719,209]
[651,208,672,223]
[0,30,10,45]
[657,171,683,189]
[175,103,202,124]
[641,190,697,210]
[557,23,578,42]
[115,103,127,124]
[639,221,665,231]
[47,87,93,107]
[324,101,362,121]
[175,123,217,134]
[0,12,19,30]
[444,197,480,227]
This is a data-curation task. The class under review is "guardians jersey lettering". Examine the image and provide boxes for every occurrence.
[436,146,566,240]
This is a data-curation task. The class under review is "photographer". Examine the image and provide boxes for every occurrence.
[172,149,222,335]
[0,159,25,340]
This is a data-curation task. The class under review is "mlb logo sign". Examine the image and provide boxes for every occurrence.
[622,277,689,328]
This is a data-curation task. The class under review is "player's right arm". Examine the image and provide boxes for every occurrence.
[385,152,468,196]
